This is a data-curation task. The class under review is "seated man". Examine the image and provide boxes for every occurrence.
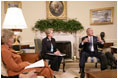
[79,28,107,78]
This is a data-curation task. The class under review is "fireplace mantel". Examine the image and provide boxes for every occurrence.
[35,31,80,59]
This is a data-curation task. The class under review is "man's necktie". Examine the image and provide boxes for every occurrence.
[89,36,94,52]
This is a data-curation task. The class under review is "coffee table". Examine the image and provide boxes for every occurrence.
[86,69,117,78]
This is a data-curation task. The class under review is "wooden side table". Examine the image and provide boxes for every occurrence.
[111,46,117,54]
[21,45,30,49]
[104,42,113,48]
[21,53,40,63]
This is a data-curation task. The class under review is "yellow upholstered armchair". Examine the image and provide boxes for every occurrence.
[1,59,8,77]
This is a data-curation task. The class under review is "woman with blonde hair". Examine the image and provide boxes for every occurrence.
[1,29,54,78]
[41,28,62,71]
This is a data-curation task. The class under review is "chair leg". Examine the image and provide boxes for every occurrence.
[62,57,65,72]
[95,62,97,68]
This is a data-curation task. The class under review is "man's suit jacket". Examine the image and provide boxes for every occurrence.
[41,36,57,57]
[79,36,104,53]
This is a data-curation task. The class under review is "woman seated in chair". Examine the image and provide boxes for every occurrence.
[41,28,62,71]
[1,29,54,78]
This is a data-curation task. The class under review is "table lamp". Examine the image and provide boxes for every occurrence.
[2,7,27,52]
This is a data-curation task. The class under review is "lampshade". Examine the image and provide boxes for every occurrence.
[2,7,27,29]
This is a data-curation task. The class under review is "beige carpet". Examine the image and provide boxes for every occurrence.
[54,61,110,78]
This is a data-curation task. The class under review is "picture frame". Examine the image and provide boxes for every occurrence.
[90,7,114,25]
[4,1,22,13]
[46,1,67,19]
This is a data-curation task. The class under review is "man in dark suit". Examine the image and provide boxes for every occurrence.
[79,28,107,78]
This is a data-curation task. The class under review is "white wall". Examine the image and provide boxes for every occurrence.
[68,1,117,44]
[1,1,117,45]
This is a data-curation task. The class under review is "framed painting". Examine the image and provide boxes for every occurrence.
[90,7,114,25]
[4,1,22,13]
[46,1,67,19]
